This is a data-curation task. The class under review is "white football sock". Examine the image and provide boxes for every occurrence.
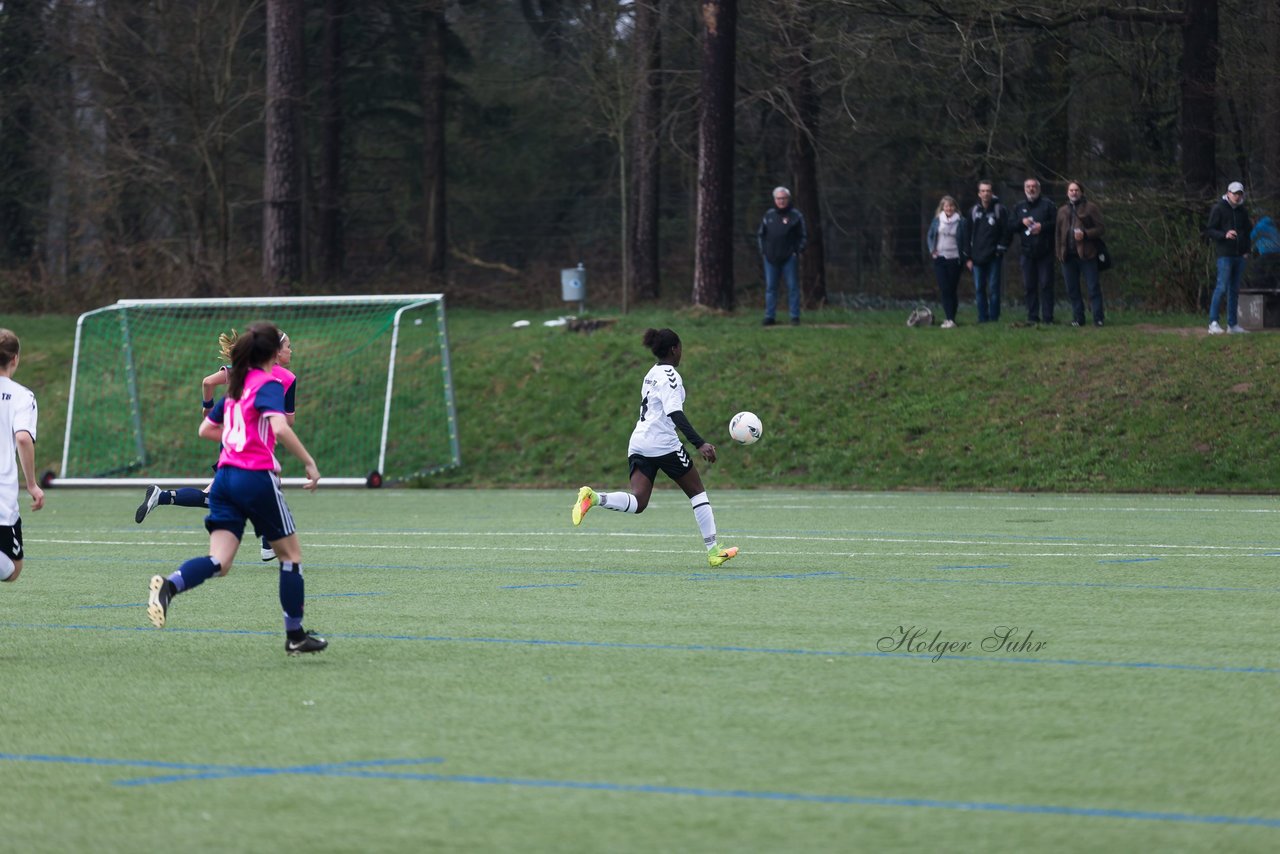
[689,491,717,548]
[599,491,637,513]
[0,552,15,581]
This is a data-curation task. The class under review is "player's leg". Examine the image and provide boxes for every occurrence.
[673,463,738,567]
[136,484,210,523]
[257,477,325,655]
[573,457,657,524]
[0,521,24,582]
[147,473,242,628]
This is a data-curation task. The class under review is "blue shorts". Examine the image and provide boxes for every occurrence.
[205,467,296,543]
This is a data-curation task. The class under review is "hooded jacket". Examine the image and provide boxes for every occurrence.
[1206,196,1252,258]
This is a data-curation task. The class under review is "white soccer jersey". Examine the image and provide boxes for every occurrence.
[0,375,38,525]
[627,362,686,457]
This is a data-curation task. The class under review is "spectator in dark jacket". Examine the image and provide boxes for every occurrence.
[1206,181,1253,335]
[1012,178,1057,324]
[965,180,1011,323]
[1054,180,1106,327]
[757,187,807,326]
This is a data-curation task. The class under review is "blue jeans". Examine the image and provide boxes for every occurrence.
[763,254,800,321]
[1210,256,1246,327]
[1062,256,1104,325]
[972,257,1002,322]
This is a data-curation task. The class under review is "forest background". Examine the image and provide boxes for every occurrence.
[0,0,1277,316]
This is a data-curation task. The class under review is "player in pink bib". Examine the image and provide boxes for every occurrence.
[146,322,327,655]
[135,330,298,561]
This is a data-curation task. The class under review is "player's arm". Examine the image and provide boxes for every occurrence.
[14,431,43,511]
[201,367,228,412]
[284,379,296,426]
[267,414,320,490]
[199,399,225,442]
[669,409,716,464]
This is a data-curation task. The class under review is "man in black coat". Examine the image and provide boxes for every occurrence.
[1012,178,1057,324]
[757,187,807,326]
[965,180,1011,323]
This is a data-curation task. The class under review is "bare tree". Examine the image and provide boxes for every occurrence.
[1180,0,1217,196]
[629,0,663,301]
[317,0,346,281]
[263,0,305,290]
[422,0,447,276]
[692,0,737,310]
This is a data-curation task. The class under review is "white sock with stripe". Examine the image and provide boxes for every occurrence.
[599,492,637,513]
[689,491,717,548]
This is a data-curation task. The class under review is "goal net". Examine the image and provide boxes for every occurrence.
[57,295,460,487]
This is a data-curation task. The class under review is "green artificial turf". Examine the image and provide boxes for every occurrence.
[1,489,1276,851]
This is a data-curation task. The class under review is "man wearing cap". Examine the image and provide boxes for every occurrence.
[1206,181,1253,334]
[757,186,807,326]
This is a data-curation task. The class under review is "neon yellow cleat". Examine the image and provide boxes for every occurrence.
[707,544,739,567]
[572,486,597,526]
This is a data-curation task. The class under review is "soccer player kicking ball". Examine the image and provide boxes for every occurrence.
[147,322,326,655]
[571,327,738,568]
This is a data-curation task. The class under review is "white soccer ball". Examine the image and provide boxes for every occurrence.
[729,411,763,445]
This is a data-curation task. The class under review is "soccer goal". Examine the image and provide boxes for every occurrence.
[54,295,460,487]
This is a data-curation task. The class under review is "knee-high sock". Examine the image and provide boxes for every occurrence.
[170,488,209,508]
[598,492,638,513]
[279,561,305,632]
[689,491,716,548]
[169,556,221,593]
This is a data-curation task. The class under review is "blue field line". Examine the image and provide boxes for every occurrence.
[688,571,842,581]
[500,583,580,590]
[78,592,385,609]
[935,564,1012,571]
[1098,558,1163,564]
[3,621,1277,674]
[871,576,1278,594]
[1,752,1277,828]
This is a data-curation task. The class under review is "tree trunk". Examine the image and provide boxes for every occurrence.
[263,0,305,291]
[692,0,736,310]
[629,0,662,301]
[1263,3,1280,197]
[422,0,447,276]
[0,0,41,264]
[787,12,825,308]
[317,0,345,281]
[1180,0,1217,198]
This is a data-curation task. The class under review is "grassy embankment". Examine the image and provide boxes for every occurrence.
[2,307,1275,493]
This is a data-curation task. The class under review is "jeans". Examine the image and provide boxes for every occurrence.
[972,257,1002,322]
[933,257,961,321]
[1210,256,1246,327]
[1062,256,1104,325]
[763,254,800,321]
[1020,253,1055,322]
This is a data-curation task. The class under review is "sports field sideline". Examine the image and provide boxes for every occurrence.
[2,488,1277,852]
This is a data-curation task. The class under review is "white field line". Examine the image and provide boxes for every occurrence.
[27,533,1280,560]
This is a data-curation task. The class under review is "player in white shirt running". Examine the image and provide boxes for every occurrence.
[0,329,45,583]
[571,327,738,567]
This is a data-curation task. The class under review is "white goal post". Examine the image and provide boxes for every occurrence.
[53,295,460,487]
